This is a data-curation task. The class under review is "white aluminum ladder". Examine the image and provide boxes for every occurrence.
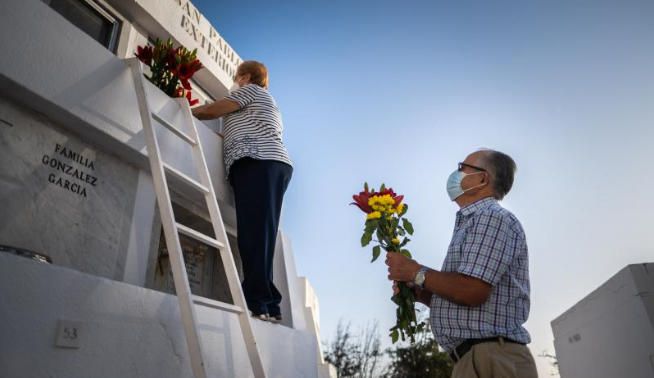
[126,57,266,378]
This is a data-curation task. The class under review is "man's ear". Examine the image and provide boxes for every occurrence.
[479,172,492,191]
[478,171,488,184]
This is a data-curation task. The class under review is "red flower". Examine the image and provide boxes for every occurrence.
[135,45,153,66]
[176,59,203,80]
[186,90,199,106]
[351,188,376,213]
[180,78,192,90]
[135,39,203,105]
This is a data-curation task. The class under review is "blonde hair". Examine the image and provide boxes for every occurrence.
[237,61,269,88]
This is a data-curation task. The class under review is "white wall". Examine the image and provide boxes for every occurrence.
[0,253,325,378]
[551,263,654,378]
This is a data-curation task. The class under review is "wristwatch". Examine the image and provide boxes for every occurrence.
[413,266,429,288]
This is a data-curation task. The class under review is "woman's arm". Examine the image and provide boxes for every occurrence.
[192,98,240,120]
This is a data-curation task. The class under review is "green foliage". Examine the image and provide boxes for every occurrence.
[385,325,453,378]
[324,319,454,378]
[361,230,373,247]
[402,219,414,235]
[323,321,384,378]
[371,246,381,262]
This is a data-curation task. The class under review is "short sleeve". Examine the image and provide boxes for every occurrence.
[225,84,259,108]
[457,211,514,285]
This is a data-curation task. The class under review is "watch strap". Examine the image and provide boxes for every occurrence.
[414,266,428,288]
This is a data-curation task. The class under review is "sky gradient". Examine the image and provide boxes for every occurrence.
[193,1,654,375]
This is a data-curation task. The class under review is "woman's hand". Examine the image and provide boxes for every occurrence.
[191,104,206,118]
[191,99,240,120]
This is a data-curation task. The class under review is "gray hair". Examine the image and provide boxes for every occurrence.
[479,149,517,200]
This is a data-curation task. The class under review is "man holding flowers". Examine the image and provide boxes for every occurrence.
[385,149,538,378]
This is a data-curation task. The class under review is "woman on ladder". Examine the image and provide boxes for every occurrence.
[192,61,293,323]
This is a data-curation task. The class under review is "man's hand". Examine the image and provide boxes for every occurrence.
[385,252,421,282]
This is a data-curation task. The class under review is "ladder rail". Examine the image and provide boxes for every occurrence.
[178,97,268,378]
[127,58,208,378]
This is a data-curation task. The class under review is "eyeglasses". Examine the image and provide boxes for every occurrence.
[458,162,487,172]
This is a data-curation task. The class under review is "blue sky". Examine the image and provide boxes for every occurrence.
[194,0,654,375]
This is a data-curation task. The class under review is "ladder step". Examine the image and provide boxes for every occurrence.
[151,112,197,145]
[163,163,209,194]
[192,295,243,314]
[176,223,225,250]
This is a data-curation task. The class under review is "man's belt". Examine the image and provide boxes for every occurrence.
[448,336,525,363]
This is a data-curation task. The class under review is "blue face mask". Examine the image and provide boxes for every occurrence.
[446,170,485,201]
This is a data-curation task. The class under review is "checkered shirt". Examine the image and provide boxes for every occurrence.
[430,197,531,351]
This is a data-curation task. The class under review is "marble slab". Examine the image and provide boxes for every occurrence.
[0,97,139,280]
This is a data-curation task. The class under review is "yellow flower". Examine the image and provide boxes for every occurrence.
[396,203,405,214]
[391,238,400,245]
[367,211,382,220]
[369,195,398,214]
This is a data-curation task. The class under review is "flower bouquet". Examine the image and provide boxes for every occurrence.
[351,183,425,343]
[135,38,203,106]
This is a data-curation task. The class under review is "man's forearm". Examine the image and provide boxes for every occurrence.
[414,287,432,306]
[385,252,492,307]
[421,269,491,307]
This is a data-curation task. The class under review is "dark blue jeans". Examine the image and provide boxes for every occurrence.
[229,158,293,316]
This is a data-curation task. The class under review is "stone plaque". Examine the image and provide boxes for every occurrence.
[0,98,138,280]
[153,231,225,301]
[150,203,237,303]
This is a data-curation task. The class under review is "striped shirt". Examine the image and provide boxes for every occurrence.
[430,197,531,351]
[223,84,292,176]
